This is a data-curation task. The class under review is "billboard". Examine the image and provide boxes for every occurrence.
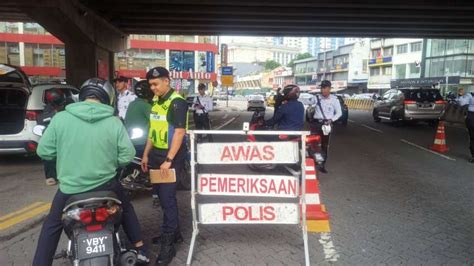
[169,50,183,71]
[183,51,195,72]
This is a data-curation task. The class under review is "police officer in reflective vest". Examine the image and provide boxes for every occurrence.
[141,67,188,265]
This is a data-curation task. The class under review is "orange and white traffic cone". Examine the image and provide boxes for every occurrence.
[430,121,449,153]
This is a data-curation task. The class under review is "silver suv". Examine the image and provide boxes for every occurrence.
[0,64,78,155]
[373,88,445,124]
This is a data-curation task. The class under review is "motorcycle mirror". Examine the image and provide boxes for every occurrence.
[33,125,46,136]
[130,128,144,140]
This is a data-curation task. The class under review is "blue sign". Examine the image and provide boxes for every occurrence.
[206,51,214,73]
[222,66,233,75]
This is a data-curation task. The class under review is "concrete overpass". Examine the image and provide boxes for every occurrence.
[1,0,474,85]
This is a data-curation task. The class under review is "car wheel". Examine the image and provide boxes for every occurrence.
[373,110,381,123]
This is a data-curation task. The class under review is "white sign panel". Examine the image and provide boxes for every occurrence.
[198,174,298,198]
[197,142,299,164]
[199,203,299,224]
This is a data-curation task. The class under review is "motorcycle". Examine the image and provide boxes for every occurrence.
[119,128,192,193]
[32,125,138,266]
[246,110,324,173]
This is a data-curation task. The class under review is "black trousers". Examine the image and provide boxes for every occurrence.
[310,122,331,164]
[467,112,474,157]
[193,112,213,142]
[149,147,185,234]
[43,160,57,180]
[33,178,143,266]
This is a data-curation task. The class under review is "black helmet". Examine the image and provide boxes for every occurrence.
[45,89,66,107]
[282,84,300,100]
[79,78,115,106]
[134,80,153,100]
[320,80,332,89]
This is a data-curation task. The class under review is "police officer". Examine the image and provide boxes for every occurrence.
[311,80,342,173]
[141,67,188,265]
[114,76,136,120]
[458,88,474,163]
[192,83,214,142]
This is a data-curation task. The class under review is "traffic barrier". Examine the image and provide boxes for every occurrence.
[186,127,320,266]
[344,98,375,111]
[303,158,330,233]
[430,121,449,153]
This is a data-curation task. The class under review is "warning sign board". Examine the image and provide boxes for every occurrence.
[198,203,299,224]
[197,142,299,164]
[198,174,298,198]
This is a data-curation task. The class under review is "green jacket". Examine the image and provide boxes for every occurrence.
[124,98,152,146]
[37,101,135,194]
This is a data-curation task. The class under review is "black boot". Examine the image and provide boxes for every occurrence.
[152,231,183,245]
[317,163,328,174]
[155,233,176,266]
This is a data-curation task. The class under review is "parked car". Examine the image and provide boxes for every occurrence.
[247,94,266,111]
[372,88,445,124]
[0,64,78,155]
[351,93,378,100]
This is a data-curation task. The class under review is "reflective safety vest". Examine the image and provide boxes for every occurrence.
[149,91,186,149]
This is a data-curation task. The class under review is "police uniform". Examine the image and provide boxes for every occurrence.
[311,93,342,172]
[149,88,188,234]
[461,94,474,161]
[192,93,213,141]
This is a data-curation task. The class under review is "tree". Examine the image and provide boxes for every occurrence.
[263,60,281,70]
[287,52,313,67]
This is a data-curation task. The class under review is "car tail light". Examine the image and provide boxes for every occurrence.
[404,100,416,104]
[25,110,41,121]
[86,224,103,232]
[26,142,37,152]
[95,207,109,222]
[306,135,321,143]
[79,209,93,224]
[435,100,445,104]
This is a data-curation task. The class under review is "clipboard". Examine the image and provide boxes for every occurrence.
[150,169,176,184]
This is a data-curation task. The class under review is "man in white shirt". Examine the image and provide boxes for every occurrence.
[457,88,474,162]
[114,76,137,120]
[311,80,342,173]
[192,83,214,142]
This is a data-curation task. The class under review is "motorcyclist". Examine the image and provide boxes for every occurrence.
[265,84,305,131]
[33,78,150,265]
[37,89,67,186]
[124,80,153,156]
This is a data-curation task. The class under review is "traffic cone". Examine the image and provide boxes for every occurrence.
[430,121,449,153]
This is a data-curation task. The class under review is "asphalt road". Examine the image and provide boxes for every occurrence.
[0,103,473,265]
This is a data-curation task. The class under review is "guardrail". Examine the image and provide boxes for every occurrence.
[344,99,375,111]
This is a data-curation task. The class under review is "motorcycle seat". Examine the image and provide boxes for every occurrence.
[63,191,121,212]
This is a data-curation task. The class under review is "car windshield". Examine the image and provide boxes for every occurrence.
[249,95,264,101]
[403,89,443,102]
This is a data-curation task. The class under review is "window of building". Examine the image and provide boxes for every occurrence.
[370,67,380,76]
[362,59,368,74]
[467,56,474,77]
[409,63,421,75]
[396,44,408,54]
[395,64,406,79]
[426,57,445,77]
[445,55,467,76]
[371,48,381,59]
[410,42,422,52]
[383,46,393,57]
[169,35,195,43]
[429,39,446,57]
[383,66,392,75]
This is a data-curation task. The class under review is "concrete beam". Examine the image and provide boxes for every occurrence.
[16,0,128,52]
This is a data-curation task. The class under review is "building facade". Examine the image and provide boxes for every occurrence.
[227,42,299,66]
[307,37,346,57]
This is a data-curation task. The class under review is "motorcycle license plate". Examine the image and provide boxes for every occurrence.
[77,231,114,260]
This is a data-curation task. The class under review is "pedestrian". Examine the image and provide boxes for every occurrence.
[457,88,474,163]
[37,89,67,186]
[114,76,136,121]
[141,67,188,266]
[192,83,214,142]
[33,78,149,265]
[310,80,342,173]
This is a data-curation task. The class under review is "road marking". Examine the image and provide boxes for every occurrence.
[361,124,383,133]
[216,116,238,130]
[348,119,356,123]
[0,202,51,230]
[400,139,456,161]
[319,232,340,262]
[0,202,45,222]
